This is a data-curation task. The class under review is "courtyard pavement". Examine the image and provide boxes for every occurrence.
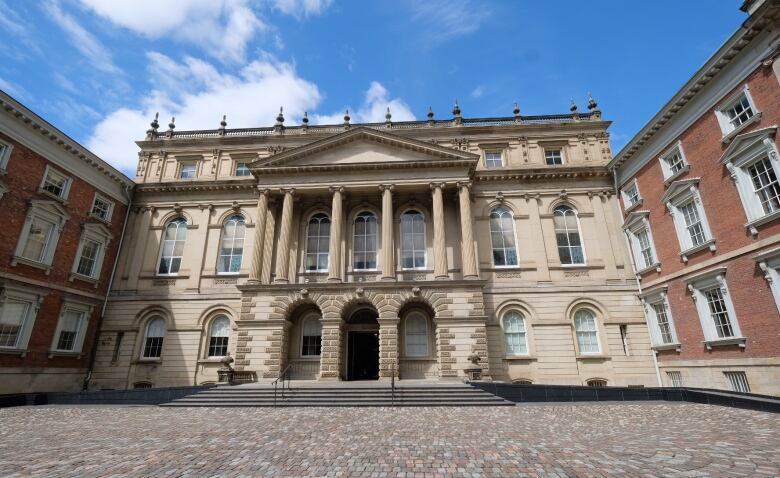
[0,402,778,477]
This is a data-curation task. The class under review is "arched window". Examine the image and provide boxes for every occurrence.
[301,315,322,356]
[207,316,230,357]
[218,215,245,274]
[553,205,584,265]
[305,213,330,272]
[158,218,187,274]
[142,317,166,358]
[405,312,428,357]
[400,210,425,269]
[503,310,528,355]
[353,212,377,270]
[490,207,518,266]
[574,309,600,354]
[587,378,607,387]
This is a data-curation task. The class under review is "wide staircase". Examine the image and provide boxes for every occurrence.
[161,382,513,407]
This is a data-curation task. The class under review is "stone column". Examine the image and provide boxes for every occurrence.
[274,188,294,283]
[327,186,344,282]
[378,317,400,380]
[319,318,344,381]
[457,181,478,279]
[430,182,449,279]
[248,188,269,283]
[379,184,395,280]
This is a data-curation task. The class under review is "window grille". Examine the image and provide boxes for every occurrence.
[667,371,683,387]
[724,371,750,393]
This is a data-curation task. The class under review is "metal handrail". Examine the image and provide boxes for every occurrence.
[272,364,292,407]
[390,363,396,407]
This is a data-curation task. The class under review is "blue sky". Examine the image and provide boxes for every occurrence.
[0,0,745,176]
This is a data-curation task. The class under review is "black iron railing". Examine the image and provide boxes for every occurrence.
[272,364,292,407]
[390,363,396,407]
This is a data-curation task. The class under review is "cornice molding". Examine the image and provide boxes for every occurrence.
[474,166,610,181]
[135,179,256,193]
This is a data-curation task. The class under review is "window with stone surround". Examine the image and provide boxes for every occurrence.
[621,180,641,209]
[218,215,245,274]
[404,311,428,357]
[235,162,251,177]
[141,317,166,359]
[573,309,600,354]
[51,302,91,353]
[72,222,112,281]
[640,288,679,349]
[0,139,13,171]
[755,247,780,315]
[587,378,607,387]
[39,166,72,200]
[553,205,585,265]
[545,148,563,165]
[502,310,528,355]
[400,210,426,270]
[686,268,744,349]
[489,207,518,267]
[158,218,187,275]
[13,200,69,271]
[484,150,504,168]
[179,162,197,179]
[662,180,715,261]
[715,86,758,136]
[305,213,330,272]
[623,211,659,273]
[0,287,41,351]
[301,314,322,357]
[90,195,114,222]
[353,211,378,271]
[207,316,230,357]
[658,142,689,183]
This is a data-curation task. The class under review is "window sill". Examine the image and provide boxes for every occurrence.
[576,354,610,360]
[197,358,227,364]
[721,112,762,144]
[48,350,83,359]
[680,240,716,262]
[704,337,746,350]
[88,212,112,225]
[548,262,604,271]
[0,347,27,357]
[623,199,643,213]
[746,209,780,236]
[663,165,690,187]
[37,187,68,204]
[69,273,100,288]
[635,262,661,276]
[10,256,53,274]
[135,358,162,364]
[503,355,537,361]
[651,342,681,352]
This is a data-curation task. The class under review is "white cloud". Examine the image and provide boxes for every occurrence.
[43,0,122,75]
[0,76,30,100]
[409,0,490,42]
[87,53,323,174]
[470,85,484,98]
[312,81,415,125]
[272,0,333,19]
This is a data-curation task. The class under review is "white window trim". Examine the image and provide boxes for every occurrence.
[0,138,13,172]
[621,178,642,211]
[352,211,379,272]
[305,213,331,273]
[715,84,761,140]
[177,160,199,179]
[720,126,780,235]
[49,300,93,355]
[658,141,690,184]
[639,286,680,351]
[623,211,660,274]
[12,200,70,273]
[0,181,7,201]
[89,193,114,222]
[157,218,188,277]
[572,308,602,356]
[489,207,520,268]
[662,179,715,262]
[754,247,780,316]
[404,311,429,357]
[400,209,427,271]
[501,310,530,357]
[553,205,587,267]
[70,222,113,284]
[205,315,231,358]
[140,317,167,360]
[216,215,246,275]
[543,147,565,166]
[38,165,73,202]
[0,285,43,354]
[300,312,322,358]
[685,267,745,349]
[483,149,505,168]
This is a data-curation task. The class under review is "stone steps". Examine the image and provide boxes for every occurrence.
[161,383,514,407]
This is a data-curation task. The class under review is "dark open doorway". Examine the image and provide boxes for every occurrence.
[346,331,379,381]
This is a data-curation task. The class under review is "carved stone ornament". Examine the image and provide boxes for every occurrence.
[468,352,481,365]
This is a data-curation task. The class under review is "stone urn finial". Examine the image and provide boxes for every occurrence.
[468,352,481,366]
[219,352,234,371]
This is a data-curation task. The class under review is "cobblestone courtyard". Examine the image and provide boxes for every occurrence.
[1,402,778,477]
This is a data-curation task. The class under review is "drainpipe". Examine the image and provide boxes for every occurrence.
[83,183,134,390]
[611,166,662,387]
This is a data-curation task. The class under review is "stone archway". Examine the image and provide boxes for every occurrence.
[342,303,380,381]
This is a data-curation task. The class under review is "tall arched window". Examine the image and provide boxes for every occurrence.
[142,317,166,358]
[490,207,518,266]
[574,309,600,354]
[305,213,330,272]
[400,210,425,269]
[218,215,246,274]
[158,218,187,274]
[405,312,428,357]
[207,316,230,357]
[353,212,377,270]
[553,205,584,265]
[301,315,322,356]
[503,310,528,355]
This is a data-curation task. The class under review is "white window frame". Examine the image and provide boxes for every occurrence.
[484,150,504,168]
[489,207,519,268]
[686,267,745,349]
[553,205,586,266]
[404,311,429,357]
[49,301,92,354]
[12,200,69,273]
[721,127,780,234]
[217,215,246,275]
[206,315,231,358]
[178,162,197,179]
[502,310,529,356]
[658,141,690,184]
[157,217,188,276]
[640,287,680,350]
[300,313,322,357]
[0,138,13,172]
[89,194,114,222]
[573,308,601,356]
[140,317,166,360]
[544,148,564,166]
[755,247,780,316]
[234,162,251,177]
[0,286,42,353]
[621,178,642,210]
[623,211,660,274]
[715,85,760,138]
[400,209,427,270]
[662,180,715,261]
[666,371,683,387]
[352,211,378,271]
[39,165,72,201]
[305,213,331,273]
[71,223,112,283]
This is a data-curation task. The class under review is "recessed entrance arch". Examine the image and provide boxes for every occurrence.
[343,305,379,381]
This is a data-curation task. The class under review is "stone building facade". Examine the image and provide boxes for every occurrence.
[0,91,133,393]
[610,0,780,394]
[91,103,657,389]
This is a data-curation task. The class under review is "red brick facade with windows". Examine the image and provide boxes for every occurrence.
[0,92,133,393]
[611,1,780,394]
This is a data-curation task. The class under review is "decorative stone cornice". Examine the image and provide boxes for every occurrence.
[135,179,256,193]
[474,166,610,181]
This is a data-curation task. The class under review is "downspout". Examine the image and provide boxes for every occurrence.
[83,183,134,390]
[612,165,662,387]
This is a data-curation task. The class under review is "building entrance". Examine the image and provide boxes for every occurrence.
[346,331,379,380]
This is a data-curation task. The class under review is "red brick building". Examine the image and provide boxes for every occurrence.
[610,0,780,394]
[0,91,133,393]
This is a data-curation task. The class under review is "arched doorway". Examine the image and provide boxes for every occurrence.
[344,305,379,381]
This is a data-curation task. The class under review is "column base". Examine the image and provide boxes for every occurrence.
[434,275,449,280]
[462,274,480,280]
[273,278,289,284]
[326,277,342,283]
[246,278,261,284]
[380,276,396,282]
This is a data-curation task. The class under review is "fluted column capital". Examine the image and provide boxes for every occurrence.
[429,181,446,190]
[256,186,271,196]
[456,180,473,191]
[279,187,295,196]
[378,183,395,193]
[329,185,345,194]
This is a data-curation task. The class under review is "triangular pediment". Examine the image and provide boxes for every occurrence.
[720,125,777,165]
[660,178,700,204]
[251,127,479,171]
